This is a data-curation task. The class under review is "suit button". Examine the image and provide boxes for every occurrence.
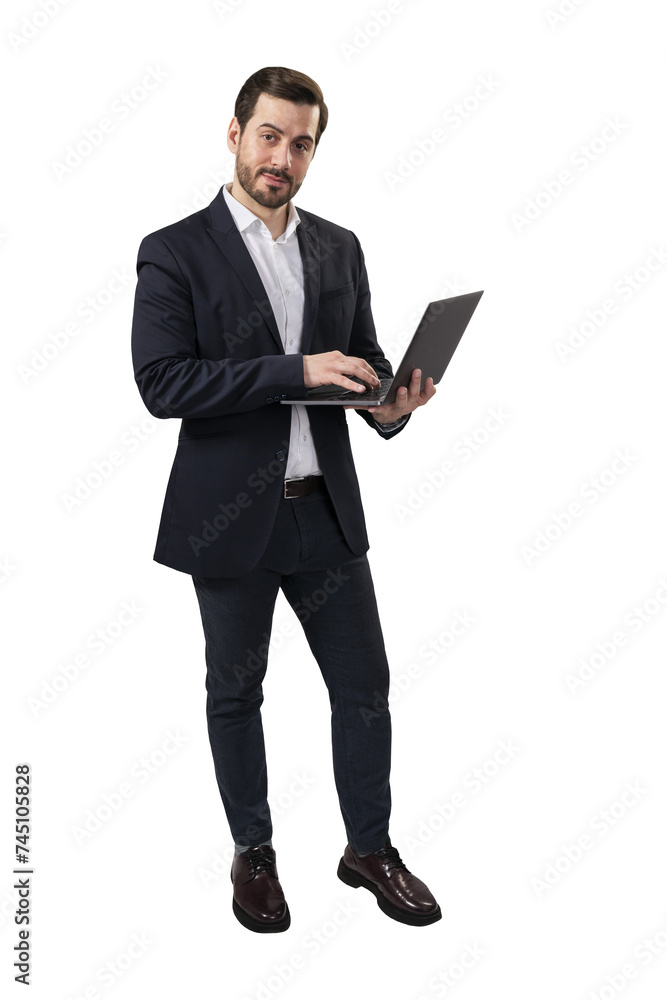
[275,451,286,461]
[281,393,287,398]
[265,397,272,403]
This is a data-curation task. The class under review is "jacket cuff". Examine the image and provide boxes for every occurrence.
[374,415,409,433]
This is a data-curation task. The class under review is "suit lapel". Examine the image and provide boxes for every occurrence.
[206,188,283,353]
[206,185,321,357]
[296,213,320,357]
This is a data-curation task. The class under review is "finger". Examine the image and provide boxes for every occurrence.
[412,372,438,405]
[419,377,436,402]
[392,385,409,410]
[356,358,379,382]
[344,358,380,385]
[336,375,370,392]
[336,371,380,392]
[408,368,422,399]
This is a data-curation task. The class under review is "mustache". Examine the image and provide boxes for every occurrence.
[260,169,291,182]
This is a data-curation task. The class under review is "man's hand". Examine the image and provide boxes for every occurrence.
[343,368,436,423]
[303,350,381,392]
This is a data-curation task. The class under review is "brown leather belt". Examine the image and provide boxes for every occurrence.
[282,475,326,499]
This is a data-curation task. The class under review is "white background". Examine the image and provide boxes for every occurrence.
[3,0,667,998]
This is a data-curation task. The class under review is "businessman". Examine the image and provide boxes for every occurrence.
[131,66,441,932]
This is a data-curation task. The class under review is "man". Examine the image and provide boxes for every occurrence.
[131,66,441,932]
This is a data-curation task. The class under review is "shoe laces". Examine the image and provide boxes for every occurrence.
[245,847,276,877]
[375,844,410,874]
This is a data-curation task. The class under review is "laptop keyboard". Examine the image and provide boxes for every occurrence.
[308,378,393,400]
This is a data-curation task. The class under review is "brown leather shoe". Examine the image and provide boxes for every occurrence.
[231,845,290,933]
[338,841,441,926]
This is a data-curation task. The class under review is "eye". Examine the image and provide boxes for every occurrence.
[261,133,276,141]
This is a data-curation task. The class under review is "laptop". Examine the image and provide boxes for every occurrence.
[280,290,484,406]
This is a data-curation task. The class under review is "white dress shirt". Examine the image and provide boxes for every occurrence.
[222,183,405,478]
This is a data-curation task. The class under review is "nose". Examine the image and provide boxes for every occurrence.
[270,140,291,174]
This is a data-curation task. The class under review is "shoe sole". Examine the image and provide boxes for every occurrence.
[337,858,442,926]
[232,897,291,933]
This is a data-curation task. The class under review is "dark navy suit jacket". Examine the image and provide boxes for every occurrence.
[130,184,410,577]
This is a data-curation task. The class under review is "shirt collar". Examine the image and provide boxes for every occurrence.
[223,181,300,243]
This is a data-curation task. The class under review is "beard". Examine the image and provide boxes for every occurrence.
[235,148,302,209]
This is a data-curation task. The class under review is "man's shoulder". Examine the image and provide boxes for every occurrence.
[295,204,357,244]
[139,204,211,251]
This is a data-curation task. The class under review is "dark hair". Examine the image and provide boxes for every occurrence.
[234,66,328,148]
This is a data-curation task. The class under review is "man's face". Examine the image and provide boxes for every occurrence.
[227,93,319,210]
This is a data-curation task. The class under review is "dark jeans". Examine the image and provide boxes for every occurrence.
[191,484,392,856]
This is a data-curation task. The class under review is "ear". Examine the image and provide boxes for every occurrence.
[226,116,241,156]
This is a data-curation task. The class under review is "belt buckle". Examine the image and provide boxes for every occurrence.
[283,477,307,499]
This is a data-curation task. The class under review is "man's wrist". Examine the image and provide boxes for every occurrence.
[372,412,407,429]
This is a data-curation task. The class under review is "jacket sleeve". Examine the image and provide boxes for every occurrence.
[347,232,411,440]
[130,234,306,419]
